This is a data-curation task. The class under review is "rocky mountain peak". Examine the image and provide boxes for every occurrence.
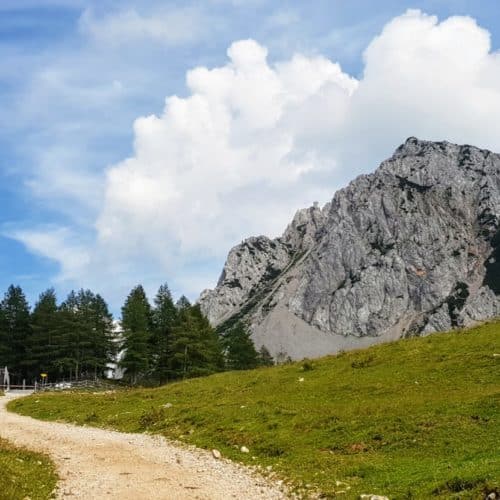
[200,138,500,359]
[281,202,329,253]
[199,201,327,327]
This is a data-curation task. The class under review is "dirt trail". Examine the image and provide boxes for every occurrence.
[0,393,286,499]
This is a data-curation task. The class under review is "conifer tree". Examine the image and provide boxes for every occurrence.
[74,289,95,379]
[57,290,85,380]
[120,285,152,383]
[0,285,31,381]
[224,321,259,370]
[26,288,59,380]
[258,345,274,367]
[170,304,223,379]
[86,293,115,380]
[176,295,191,310]
[52,291,79,380]
[151,283,177,383]
[0,305,9,370]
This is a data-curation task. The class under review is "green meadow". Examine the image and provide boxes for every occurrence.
[10,322,500,499]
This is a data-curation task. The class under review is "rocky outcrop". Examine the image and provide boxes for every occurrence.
[199,138,500,359]
[199,204,327,327]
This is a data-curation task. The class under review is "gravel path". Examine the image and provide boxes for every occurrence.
[0,393,287,499]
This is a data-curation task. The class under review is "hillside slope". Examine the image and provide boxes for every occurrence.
[200,138,500,359]
[11,321,500,499]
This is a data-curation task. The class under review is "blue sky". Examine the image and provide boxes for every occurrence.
[1,0,500,314]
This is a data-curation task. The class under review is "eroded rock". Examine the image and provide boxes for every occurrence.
[200,138,500,359]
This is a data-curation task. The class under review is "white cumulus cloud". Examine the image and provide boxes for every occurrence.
[95,39,356,262]
[12,10,500,305]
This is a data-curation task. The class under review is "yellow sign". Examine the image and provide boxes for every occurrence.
[41,373,48,378]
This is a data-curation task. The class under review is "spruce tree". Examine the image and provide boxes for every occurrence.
[170,304,223,379]
[0,305,9,371]
[86,293,115,380]
[258,345,274,367]
[26,288,59,380]
[151,283,177,383]
[74,289,95,379]
[120,285,152,384]
[176,295,191,310]
[224,321,259,370]
[54,291,80,380]
[1,285,31,381]
[57,290,85,380]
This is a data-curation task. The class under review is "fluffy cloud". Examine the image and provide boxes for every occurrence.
[95,40,356,262]
[345,10,500,165]
[12,10,500,304]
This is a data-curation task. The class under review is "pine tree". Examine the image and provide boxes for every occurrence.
[224,321,259,370]
[176,295,191,310]
[258,345,274,367]
[0,285,31,381]
[53,291,80,380]
[26,288,59,380]
[151,283,177,383]
[73,289,95,379]
[120,285,152,384]
[57,290,85,380]
[86,293,115,380]
[170,304,223,379]
[0,305,9,371]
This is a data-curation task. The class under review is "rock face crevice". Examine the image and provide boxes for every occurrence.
[199,138,500,359]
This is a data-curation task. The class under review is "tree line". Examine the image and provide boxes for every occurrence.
[0,283,274,385]
[120,284,274,384]
[0,285,114,384]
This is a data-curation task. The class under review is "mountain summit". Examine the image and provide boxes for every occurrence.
[200,138,500,359]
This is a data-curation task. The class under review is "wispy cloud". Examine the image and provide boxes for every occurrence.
[79,6,213,47]
[0,0,86,10]
[6,226,90,283]
[265,9,300,29]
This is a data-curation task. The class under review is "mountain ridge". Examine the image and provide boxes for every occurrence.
[200,137,500,359]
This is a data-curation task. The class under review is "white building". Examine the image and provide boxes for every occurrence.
[105,320,125,380]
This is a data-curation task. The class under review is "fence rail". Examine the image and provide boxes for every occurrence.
[5,384,36,389]
[1,379,114,393]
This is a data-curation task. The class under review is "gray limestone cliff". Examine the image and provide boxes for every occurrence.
[199,138,500,359]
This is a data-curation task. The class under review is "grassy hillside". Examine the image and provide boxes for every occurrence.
[0,437,57,499]
[10,322,500,499]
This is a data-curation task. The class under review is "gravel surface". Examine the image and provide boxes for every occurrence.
[0,393,287,499]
